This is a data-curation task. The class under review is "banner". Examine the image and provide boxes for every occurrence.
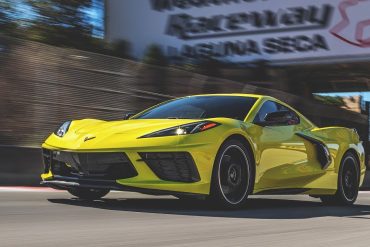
[106,0,370,63]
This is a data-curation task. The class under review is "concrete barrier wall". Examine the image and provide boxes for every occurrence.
[0,147,42,185]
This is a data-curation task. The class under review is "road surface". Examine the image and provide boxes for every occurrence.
[1,188,370,247]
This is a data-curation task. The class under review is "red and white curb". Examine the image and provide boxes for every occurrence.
[0,186,62,192]
[0,187,123,192]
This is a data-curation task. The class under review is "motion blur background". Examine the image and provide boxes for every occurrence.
[1,0,370,186]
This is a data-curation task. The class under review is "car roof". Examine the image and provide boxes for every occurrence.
[187,94,282,102]
[188,93,267,99]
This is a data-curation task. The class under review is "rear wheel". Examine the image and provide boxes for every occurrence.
[320,152,359,206]
[210,139,254,209]
[68,188,110,200]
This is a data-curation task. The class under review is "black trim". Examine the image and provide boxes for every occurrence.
[41,176,205,197]
[295,132,332,170]
[42,148,52,173]
[43,150,138,180]
[253,100,300,127]
[41,177,124,191]
[138,152,200,183]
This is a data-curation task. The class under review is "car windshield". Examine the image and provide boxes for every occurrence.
[134,96,257,121]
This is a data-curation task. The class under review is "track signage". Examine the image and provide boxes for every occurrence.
[106,0,370,63]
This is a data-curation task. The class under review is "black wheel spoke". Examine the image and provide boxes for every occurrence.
[320,153,359,206]
[222,155,232,164]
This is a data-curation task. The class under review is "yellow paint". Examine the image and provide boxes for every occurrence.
[41,94,366,195]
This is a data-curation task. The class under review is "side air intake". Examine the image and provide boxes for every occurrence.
[138,152,200,183]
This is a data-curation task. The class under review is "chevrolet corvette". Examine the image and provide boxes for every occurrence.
[41,94,365,208]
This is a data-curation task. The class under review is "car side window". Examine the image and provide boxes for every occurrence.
[254,101,279,123]
[277,103,300,125]
[254,100,300,125]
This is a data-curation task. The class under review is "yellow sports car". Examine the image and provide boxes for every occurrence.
[41,94,365,208]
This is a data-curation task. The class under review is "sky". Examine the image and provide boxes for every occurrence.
[317,92,370,101]
[14,0,104,37]
[82,0,104,37]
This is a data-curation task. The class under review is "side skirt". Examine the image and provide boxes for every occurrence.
[254,188,310,195]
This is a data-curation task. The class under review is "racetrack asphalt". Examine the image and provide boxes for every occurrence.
[1,189,370,247]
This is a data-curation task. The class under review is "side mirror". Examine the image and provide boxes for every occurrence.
[123,112,136,120]
[257,111,299,126]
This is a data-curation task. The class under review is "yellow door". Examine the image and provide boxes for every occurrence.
[251,100,324,191]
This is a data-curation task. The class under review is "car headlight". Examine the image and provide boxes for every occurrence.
[54,121,72,137]
[139,121,220,138]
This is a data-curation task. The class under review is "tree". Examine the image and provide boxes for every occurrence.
[314,95,345,107]
[143,44,168,66]
[0,1,16,35]
[111,39,131,59]
[197,58,223,77]
[26,0,94,49]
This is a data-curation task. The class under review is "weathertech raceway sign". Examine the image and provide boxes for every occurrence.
[106,0,370,63]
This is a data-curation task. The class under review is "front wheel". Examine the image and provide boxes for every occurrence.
[68,187,110,200]
[320,152,359,206]
[210,139,254,209]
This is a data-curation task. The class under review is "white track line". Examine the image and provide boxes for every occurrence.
[360,191,370,194]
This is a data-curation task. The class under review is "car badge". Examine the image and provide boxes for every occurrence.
[84,135,96,142]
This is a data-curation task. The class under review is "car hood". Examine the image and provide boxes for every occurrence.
[73,119,203,135]
[44,118,209,150]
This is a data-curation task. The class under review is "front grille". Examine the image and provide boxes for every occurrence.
[42,149,52,173]
[42,150,138,180]
[139,152,200,183]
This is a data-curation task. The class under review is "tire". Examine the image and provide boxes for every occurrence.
[320,152,359,206]
[209,139,254,209]
[68,187,110,200]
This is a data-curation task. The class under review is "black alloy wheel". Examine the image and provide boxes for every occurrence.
[210,139,254,209]
[320,152,359,206]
